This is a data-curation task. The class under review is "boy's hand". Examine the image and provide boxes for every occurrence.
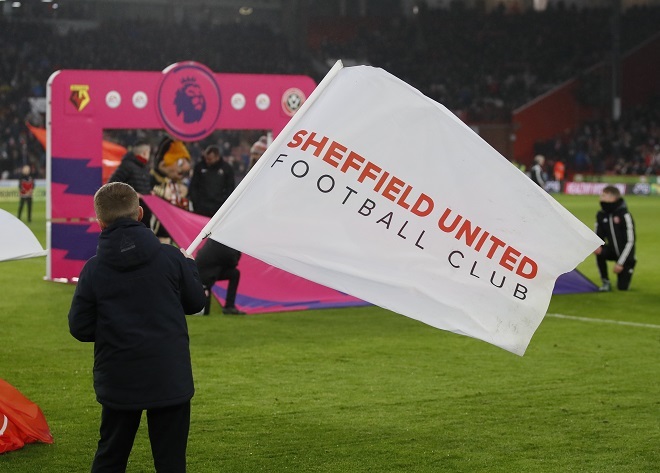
[180,248,194,260]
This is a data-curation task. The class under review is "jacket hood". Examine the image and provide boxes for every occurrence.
[97,219,161,271]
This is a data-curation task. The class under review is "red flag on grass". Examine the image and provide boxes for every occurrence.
[0,379,53,454]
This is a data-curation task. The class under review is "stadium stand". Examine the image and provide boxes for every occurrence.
[0,3,658,179]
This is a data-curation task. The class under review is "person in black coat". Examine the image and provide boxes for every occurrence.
[188,145,236,217]
[68,182,206,473]
[108,140,154,228]
[108,141,152,195]
[594,185,636,291]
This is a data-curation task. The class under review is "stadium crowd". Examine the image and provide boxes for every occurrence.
[533,97,660,178]
[0,3,659,180]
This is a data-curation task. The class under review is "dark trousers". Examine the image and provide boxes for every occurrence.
[91,401,190,473]
[18,197,32,222]
[196,240,242,310]
[596,246,636,290]
[215,267,240,308]
[202,267,240,313]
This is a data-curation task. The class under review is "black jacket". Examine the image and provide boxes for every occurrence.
[595,198,636,266]
[109,152,152,195]
[68,219,206,410]
[188,159,235,217]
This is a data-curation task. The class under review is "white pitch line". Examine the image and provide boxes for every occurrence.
[547,313,660,330]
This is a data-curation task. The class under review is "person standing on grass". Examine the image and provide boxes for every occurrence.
[108,140,154,230]
[108,141,152,195]
[68,182,206,473]
[188,144,236,218]
[594,185,636,292]
[17,164,34,223]
[530,154,546,189]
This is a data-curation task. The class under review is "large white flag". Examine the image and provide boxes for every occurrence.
[0,209,47,262]
[189,61,602,355]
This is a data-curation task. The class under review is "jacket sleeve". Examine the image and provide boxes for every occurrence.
[108,161,130,184]
[594,212,606,241]
[68,261,98,342]
[617,212,635,266]
[178,253,207,314]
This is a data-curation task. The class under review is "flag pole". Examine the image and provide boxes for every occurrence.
[186,60,345,254]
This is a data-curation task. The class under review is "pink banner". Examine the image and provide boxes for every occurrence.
[141,195,369,314]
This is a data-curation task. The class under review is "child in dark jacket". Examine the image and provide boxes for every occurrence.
[594,185,636,291]
[68,182,206,473]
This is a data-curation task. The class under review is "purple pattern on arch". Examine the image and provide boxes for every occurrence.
[51,223,99,261]
[52,157,101,195]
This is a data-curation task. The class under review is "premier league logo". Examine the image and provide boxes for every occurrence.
[175,77,206,124]
[157,62,221,141]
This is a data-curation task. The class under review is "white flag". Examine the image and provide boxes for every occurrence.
[0,209,47,262]
[189,62,602,355]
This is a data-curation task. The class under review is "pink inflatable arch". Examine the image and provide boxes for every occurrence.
[46,61,316,281]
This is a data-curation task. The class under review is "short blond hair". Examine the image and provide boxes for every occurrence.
[94,182,140,225]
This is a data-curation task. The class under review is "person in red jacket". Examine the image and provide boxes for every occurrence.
[68,182,206,473]
[17,165,34,223]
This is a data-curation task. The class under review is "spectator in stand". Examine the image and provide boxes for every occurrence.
[594,185,636,292]
[188,145,235,218]
[17,164,34,223]
[530,155,546,188]
[2,9,660,183]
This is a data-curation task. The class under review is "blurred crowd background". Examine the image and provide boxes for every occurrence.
[1,0,658,181]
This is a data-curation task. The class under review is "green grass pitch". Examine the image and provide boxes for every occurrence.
[1,195,659,472]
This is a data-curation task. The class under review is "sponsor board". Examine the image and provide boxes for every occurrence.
[564,182,627,195]
[0,180,46,202]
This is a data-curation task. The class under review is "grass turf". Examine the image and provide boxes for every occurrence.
[1,196,659,472]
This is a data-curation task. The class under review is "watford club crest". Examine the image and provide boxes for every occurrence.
[69,84,91,111]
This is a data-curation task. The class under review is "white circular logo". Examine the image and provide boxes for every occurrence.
[231,93,246,110]
[132,91,148,109]
[255,93,270,111]
[105,90,121,109]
